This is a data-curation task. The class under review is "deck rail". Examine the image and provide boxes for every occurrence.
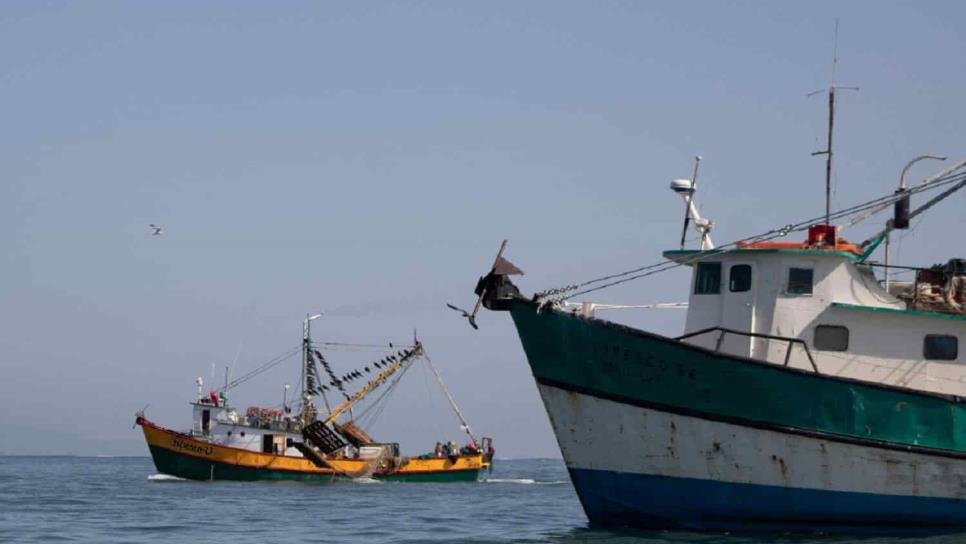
[676,326,820,373]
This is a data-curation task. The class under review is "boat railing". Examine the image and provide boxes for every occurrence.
[676,326,820,374]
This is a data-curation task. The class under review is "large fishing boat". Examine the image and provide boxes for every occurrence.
[136,315,493,482]
[462,94,966,529]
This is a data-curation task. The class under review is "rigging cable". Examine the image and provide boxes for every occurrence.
[312,341,416,350]
[421,349,479,446]
[536,169,966,303]
[219,345,302,393]
[351,360,414,429]
[416,359,446,446]
[843,159,966,229]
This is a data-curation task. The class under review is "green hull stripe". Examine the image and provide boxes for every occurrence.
[832,302,966,323]
[148,446,481,483]
[510,300,966,453]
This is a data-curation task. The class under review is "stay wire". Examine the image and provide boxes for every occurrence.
[312,341,415,350]
[352,360,413,429]
[544,170,966,302]
[417,360,446,445]
[220,345,302,392]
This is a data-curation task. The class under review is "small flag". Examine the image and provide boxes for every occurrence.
[493,255,524,276]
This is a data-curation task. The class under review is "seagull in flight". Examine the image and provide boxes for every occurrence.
[446,303,479,330]
[149,224,164,236]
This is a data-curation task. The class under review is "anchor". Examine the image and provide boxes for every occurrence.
[447,239,523,329]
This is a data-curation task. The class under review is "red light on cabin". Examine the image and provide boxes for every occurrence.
[807,224,838,246]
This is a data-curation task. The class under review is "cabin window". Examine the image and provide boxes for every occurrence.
[202,410,211,434]
[814,325,849,351]
[924,335,958,360]
[694,262,722,294]
[787,267,814,295]
[262,434,274,454]
[729,265,752,292]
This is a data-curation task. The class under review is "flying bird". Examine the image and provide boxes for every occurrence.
[446,303,479,330]
[149,224,164,236]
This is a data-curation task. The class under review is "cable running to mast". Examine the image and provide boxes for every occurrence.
[537,168,966,303]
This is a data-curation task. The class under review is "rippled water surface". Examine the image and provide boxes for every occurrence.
[3,456,966,543]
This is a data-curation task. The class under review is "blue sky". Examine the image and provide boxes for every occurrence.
[2,1,965,456]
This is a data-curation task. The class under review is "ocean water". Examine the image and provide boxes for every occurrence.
[1,456,965,544]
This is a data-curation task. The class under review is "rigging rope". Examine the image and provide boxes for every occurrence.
[352,360,413,429]
[536,169,966,303]
[417,360,447,446]
[421,349,479,446]
[312,341,416,350]
[313,349,351,401]
[219,345,302,392]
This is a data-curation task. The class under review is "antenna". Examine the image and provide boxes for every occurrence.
[678,156,701,249]
[809,19,858,245]
[670,156,714,250]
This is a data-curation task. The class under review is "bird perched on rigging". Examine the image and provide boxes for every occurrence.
[149,224,164,236]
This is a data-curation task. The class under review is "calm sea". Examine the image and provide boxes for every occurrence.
[1,456,964,543]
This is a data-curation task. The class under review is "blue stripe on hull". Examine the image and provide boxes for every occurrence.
[570,467,966,531]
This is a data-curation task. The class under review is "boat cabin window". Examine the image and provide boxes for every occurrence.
[814,325,849,351]
[729,265,752,292]
[787,267,814,295]
[262,434,274,454]
[202,410,210,434]
[924,335,958,360]
[694,262,722,295]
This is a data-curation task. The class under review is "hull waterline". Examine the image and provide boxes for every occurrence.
[139,418,484,483]
[509,299,966,531]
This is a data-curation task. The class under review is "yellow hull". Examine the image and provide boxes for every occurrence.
[138,417,487,482]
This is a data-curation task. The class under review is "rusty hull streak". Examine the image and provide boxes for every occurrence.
[771,454,790,484]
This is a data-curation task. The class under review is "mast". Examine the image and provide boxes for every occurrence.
[810,20,857,246]
[678,156,701,249]
[824,88,834,231]
[302,313,322,425]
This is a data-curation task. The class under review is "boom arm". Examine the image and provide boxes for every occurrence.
[322,343,422,426]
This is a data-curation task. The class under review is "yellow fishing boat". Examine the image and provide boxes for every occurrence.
[136,315,493,482]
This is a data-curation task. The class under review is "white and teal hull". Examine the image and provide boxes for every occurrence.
[509,299,966,531]
[539,383,966,531]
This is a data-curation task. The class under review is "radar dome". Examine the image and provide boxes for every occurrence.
[670,178,694,194]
